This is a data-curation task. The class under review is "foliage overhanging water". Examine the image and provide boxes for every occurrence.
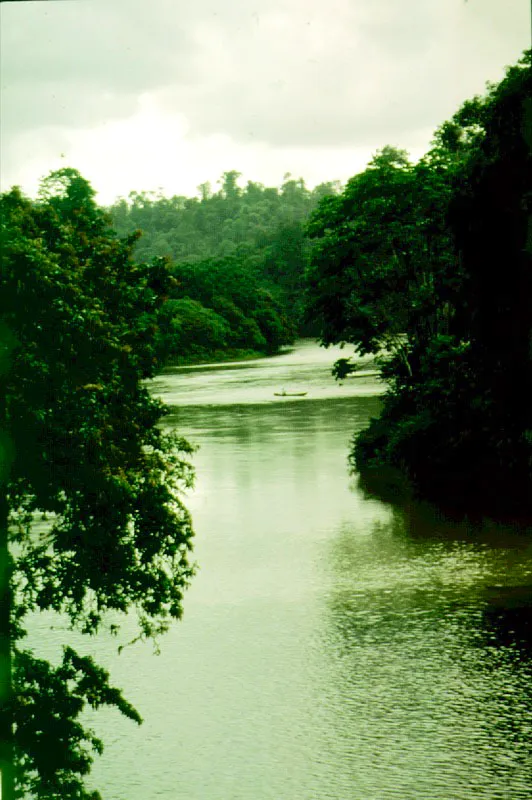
[34,341,532,799]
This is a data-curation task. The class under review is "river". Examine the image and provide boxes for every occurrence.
[38,340,532,799]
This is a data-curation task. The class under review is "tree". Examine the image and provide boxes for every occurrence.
[443,50,532,503]
[0,169,195,798]
[162,297,231,360]
[107,171,341,341]
[305,145,455,374]
[304,52,532,514]
[163,254,296,362]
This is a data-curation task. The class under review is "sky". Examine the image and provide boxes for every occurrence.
[0,0,530,205]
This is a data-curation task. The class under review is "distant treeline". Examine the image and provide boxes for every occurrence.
[101,49,530,514]
[108,173,341,363]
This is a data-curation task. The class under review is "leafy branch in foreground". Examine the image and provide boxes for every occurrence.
[1,168,195,798]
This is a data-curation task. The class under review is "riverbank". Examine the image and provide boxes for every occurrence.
[164,345,291,368]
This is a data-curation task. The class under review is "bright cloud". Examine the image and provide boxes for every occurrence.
[0,0,529,202]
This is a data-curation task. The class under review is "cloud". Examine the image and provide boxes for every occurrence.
[0,0,529,199]
[158,0,528,148]
[155,0,451,147]
[1,0,197,134]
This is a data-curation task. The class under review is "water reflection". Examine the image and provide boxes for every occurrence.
[38,343,532,800]
[321,503,532,799]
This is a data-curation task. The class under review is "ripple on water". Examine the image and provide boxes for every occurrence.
[33,343,532,800]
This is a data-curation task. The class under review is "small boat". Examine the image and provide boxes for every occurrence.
[274,390,308,397]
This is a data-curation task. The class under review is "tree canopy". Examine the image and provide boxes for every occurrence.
[304,51,532,515]
[0,169,195,798]
[108,173,342,360]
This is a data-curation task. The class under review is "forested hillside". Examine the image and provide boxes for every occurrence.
[305,51,532,516]
[108,173,340,363]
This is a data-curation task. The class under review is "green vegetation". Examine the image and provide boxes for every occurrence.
[0,161,340,799]
[1,47,530,799]
[108,172,341,362]
[0,169,195,798]
[305,51,532,516]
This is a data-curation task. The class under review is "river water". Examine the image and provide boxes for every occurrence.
[39,341,532,798]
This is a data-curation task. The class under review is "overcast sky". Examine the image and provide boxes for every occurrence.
[0,0,529,204]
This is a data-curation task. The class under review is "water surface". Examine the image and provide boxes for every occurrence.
[36,341,532,799]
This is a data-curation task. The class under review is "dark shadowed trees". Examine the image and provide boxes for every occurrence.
[304,52,532,515]
[0,169,195,798]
